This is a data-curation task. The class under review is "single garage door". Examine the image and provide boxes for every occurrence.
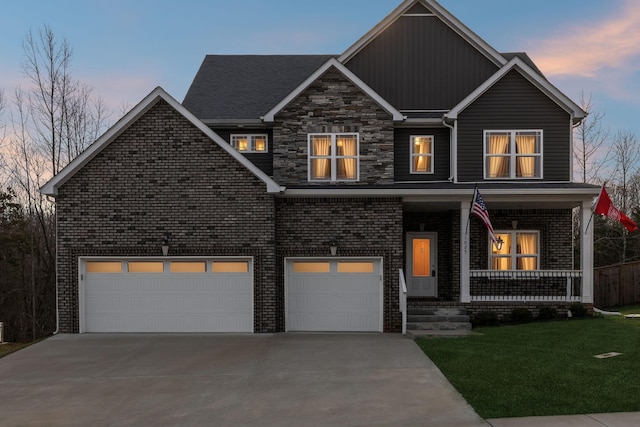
[286,258,382,332]
[81,258,253,333]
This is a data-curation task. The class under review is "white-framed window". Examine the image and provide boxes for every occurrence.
[230,134,268,153]
[410,135,434,174]
[308,133,359,182]
[484,130,542,179]
[490,231,540,271]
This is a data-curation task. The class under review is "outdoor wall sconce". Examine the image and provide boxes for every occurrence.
[512,220,518,229]
[162,236,170,257]
[419,222,425,231]
[494,236,504,251]
[329,237,338,256]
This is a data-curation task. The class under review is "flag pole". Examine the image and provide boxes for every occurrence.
[585,182,605,233]
[464,184,478,254]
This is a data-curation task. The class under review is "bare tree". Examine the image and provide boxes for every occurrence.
[22,25,109,177]
[573,92,610,183]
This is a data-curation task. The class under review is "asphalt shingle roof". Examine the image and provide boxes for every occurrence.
[182,55,335,121]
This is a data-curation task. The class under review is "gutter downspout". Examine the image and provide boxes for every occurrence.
[46,194,59,336]
[442,117,457,183]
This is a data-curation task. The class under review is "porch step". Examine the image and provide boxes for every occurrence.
[406,307,473,337]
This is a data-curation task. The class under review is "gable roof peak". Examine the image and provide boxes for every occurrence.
[263,58,404,122]
[339,0,506,66]
[40,87,284,196]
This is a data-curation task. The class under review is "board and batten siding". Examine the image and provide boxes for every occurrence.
[344,14,498,111]
[456,70,572,182]
[394,127,451,181]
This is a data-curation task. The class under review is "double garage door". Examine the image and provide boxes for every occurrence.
[81,258,253,333]
[81,257,382,333]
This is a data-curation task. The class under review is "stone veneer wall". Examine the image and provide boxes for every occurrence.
[272,67,395,186]
[275,197,404,332]
[56,100,277,333]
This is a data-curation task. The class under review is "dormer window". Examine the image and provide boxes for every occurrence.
[231,134,268,153]
[410,135,434,174]
[484,130,542,179]
[308,133,359,182]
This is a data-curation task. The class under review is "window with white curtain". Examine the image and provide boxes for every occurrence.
[410,135,433,174]
[484,130,542,179]
[308,133,359,181]
[490,231,539,271]
[231,135,268,153]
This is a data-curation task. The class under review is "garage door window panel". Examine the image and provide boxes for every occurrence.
[293,262,331,273]
[128,261,164,273]
[337,262,375,273]
[86,261,122,273]
[212,261,249,273]
[170,261,206,273]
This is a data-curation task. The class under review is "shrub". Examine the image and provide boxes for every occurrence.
[473,310,499,327]
[510,307,533,324]
[537,306,558,321]
[568,302,588,318]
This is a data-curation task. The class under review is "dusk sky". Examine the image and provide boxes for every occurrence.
[2,0,639,143]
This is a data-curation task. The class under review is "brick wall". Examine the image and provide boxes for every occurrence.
[56,100,277,332]
[275,197,404,332]
[272,67,395,186]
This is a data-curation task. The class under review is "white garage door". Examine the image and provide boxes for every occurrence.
[81,258,253,333]
[286,258,382,332]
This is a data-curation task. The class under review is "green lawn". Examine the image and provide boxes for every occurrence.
[416,310,640,418]
[0,342,32,359]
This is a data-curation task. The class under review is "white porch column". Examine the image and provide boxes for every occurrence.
[460,201,471,302]
[581,200,594,304]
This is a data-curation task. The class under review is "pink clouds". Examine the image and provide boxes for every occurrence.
[530,0,640,78]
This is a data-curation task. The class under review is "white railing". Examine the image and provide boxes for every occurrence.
[399,269,407,335]
[469,270,583,302]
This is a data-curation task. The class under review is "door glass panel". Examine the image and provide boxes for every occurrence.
[128,261,164,273]
[413,239,431,277]
[337,262,374,273]
[86,261,122,273]
[212,261,249,273]
[170,261,206,273]
[293,262,330,273]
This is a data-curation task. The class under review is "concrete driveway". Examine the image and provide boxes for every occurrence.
[0,333,486,426]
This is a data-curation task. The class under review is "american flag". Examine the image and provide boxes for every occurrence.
[472,188,497,243]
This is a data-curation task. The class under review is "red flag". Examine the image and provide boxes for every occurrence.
[594,187,638,232]
[471,188,497,243]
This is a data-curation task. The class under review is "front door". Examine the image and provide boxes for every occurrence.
[406,232,437,297]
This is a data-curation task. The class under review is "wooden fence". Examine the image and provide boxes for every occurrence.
[594,261,640,308]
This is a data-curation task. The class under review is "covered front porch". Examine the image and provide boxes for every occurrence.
[398,185,599,328]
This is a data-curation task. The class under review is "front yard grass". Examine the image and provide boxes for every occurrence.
[416,312,640,418]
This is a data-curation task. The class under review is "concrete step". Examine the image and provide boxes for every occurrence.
[407,314,470,323]
[406,307,467,316]
[406,321,472,331]
[407,329,477,338]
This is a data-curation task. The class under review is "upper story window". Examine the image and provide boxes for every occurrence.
[231,134,268,153]
[308,133,359,182]
[410,135,434,174]
[484,130,542,179]
[490,231,539,271]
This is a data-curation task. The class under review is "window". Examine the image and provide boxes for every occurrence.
[484,130,542,179]
[231,135,268,153]
[337,262,375,273]
[490,231,539,271]
[410,136,433,174]
[86,261,122,273]
[293,262,331,273]
[128,261,164,273]
[212,261,249,273]
[308,133,359,181]
[170,261,206,273]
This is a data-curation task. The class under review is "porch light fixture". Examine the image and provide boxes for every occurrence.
[512,220,518,230]
[494,236,504,251]
[329,237,338,256]
[161,236,170,257]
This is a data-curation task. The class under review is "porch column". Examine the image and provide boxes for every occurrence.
[460,201,471,303]
[581,200,594,304]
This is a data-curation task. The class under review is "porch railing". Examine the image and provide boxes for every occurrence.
[469,270,583,302]
[399,269,407,335]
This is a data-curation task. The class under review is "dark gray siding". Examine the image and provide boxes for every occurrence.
[457,70,572,182]
[344,16,498,110]
[212,128,274,176]
[394,127,451,181]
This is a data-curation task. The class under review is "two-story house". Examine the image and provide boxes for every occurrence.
[41,0,599,334]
